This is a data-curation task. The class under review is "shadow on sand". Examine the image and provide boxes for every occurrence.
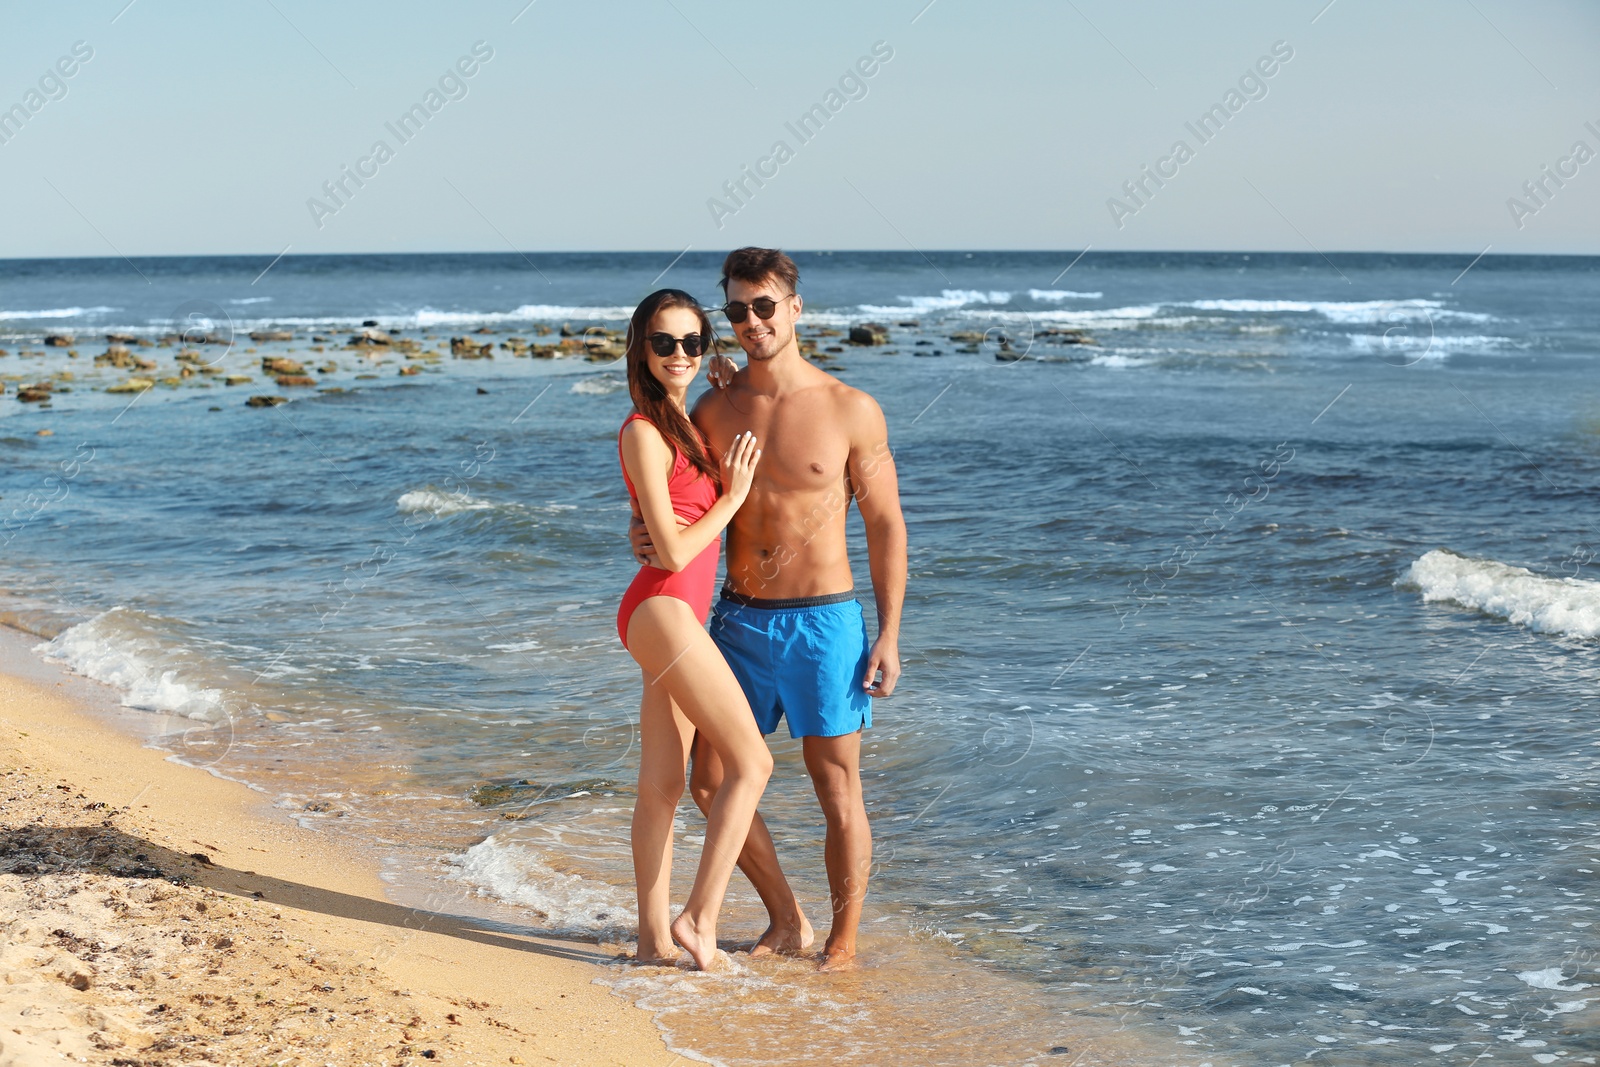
[0,822,619,966]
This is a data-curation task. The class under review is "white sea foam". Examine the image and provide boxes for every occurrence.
[571,375,627,395]
[1028,289,1103,301]
[1090,354,1152,368]
[0,305,119,321]
[228,296,273,305]
[411,304,635,327]
[906,289,1013,310]
[396,488,494,516]
[1345,333,1509,359]
[1403,549,1600,639]
[1182,298,1492,325]
[1517,967,1592,992]
[796,310,869,327]
[445,836,635,933]
[1010,304,1165,330]
[34,607,225,720]
[856,290,1014,316]
[200,304,636,334]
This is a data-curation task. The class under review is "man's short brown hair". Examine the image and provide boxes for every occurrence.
[720,246,800,296]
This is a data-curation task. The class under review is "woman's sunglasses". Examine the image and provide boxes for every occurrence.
[720,293,793,324]
[647,332,707,358]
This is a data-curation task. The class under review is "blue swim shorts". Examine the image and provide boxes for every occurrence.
[708,589,873,739]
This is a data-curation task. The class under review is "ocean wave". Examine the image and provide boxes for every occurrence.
[1182,298,1492,325]
[1028,289,1103,301]
[249,306,633,330]
[228,297,273,305]
[1090,354,1153,368]
[1402,549,1600,639]
[444,836,635,934]
[905,289,1013,310]
[992,305,1164,329]
[571,375,627,396]
[1346,333,1510,359]
[395,488,495,516]
[792,310,864,326]
[849,306,929,318]
[857,290,1014,316]
[116,305,639,335]
[1033,304,1161,320]
[411,304,636,327]
[33,607,226,720]
[0,305,119,321]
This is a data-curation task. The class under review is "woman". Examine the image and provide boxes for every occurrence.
[616,288,771,970]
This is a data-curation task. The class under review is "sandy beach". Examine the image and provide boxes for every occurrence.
[0,637,679,1067]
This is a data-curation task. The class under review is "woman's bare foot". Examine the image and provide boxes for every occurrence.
[749,910,815,958]
[633,938,681,965]
[670,913,723,972]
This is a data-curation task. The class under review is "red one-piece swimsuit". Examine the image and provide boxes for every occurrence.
[616,412,722,650]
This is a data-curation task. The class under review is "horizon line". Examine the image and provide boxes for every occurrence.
[1,248,1596,265]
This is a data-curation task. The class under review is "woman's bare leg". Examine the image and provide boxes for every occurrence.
[627,597,773,970]
[690,737,813,956]
[631,669,693,963]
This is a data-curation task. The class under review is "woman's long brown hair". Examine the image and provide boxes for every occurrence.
[624,288,720,485]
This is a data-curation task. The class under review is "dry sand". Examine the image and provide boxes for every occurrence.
[0,663,680,1067]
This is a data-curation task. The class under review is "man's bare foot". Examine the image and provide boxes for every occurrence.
[817,944,857,973]
[749,910,816,959]
[670,913,723,972]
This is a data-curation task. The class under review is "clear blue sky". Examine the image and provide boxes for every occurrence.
[2,0,1595,256]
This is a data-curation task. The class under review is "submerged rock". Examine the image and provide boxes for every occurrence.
[849,323,890,345]
[450,337,493,359]
[1038,326,1096,345]
[347,328,392,347]
[246,394,288,408]
[261,356,305,375]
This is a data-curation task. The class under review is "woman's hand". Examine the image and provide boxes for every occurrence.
[707,353,739,389]
[721,431,761,504]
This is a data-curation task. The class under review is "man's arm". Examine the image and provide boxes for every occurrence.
[628,502,658,566]
[847,392,906,698]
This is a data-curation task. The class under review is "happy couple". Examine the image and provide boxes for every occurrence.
[614,246,906,971]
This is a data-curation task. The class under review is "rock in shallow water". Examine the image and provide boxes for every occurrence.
[261,356,305,375]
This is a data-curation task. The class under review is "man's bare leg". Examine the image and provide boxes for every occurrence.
[802,731,871,972]
[689,734,814,956]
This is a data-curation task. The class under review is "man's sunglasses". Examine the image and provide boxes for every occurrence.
[720,293,793,324]
[647,332,707,358]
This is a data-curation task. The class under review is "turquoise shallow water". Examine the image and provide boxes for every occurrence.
[3,251,1599,1065]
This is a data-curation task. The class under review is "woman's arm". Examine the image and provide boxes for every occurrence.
[620,420,759,573]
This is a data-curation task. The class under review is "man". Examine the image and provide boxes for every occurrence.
[631,247,906,971]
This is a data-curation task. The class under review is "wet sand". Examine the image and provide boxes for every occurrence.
[0,640,679,1067]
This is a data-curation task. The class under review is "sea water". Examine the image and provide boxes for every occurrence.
[2,251,1598,1065]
